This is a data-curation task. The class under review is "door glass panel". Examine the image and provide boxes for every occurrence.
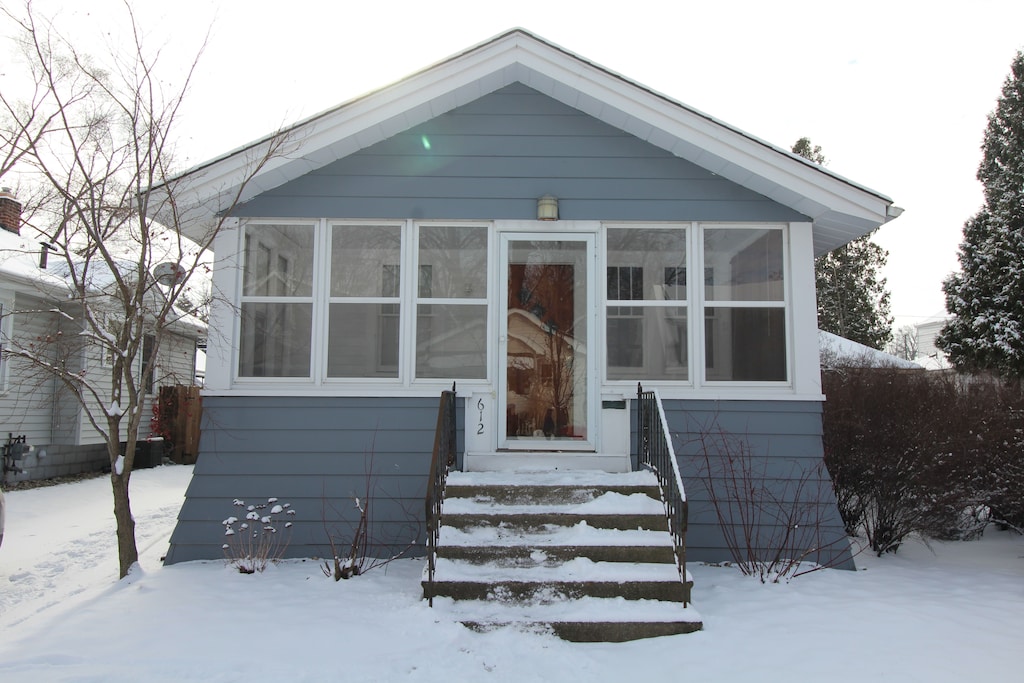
[505,240,588,443]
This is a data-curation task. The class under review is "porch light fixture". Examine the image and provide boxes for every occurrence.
[537,195,558,221]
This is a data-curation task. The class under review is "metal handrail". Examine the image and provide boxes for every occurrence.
[424,383,457,606]
[637,383,691,604]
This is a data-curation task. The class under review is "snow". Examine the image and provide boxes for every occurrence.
[1,465,1022,682]
[443,491,666,515]
[113,454,125,475]
[439,520,674,547]
[819,329,922,368]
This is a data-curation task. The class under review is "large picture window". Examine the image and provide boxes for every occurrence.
[605,227,688,381]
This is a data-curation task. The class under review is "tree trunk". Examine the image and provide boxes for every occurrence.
[111,472,139,579]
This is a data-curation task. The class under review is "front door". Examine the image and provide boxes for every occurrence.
[499,234,595,451]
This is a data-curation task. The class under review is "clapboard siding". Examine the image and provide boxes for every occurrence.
[166,395,852,569]
[0,292,59,444]
[231,83,806,224]
[657,399,853,569]
[163,395,464,564]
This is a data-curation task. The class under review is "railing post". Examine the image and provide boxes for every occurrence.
[636,382,643,464]
[425,383,457,607]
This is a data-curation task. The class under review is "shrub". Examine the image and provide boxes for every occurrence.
[221,498,296,573]
[822,367,1024,553]
[686,421,851,583]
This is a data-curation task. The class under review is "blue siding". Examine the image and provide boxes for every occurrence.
[163,396,465,564]
[654,399,854,570]
[231,83,806,223]
[168,396,851,571]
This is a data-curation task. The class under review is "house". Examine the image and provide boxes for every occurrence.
[0,190,203,482]
[158,29,900,569]
[914,315,952,369]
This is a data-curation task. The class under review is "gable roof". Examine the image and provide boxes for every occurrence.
[161,29,900,253]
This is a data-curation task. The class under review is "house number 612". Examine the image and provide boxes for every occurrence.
[476,398,485,435]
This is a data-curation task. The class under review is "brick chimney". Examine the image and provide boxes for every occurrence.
[0,187,22,235]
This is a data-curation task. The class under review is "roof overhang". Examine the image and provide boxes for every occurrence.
[157,29,899,254]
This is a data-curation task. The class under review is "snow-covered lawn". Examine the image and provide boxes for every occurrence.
[1,464,1021,682]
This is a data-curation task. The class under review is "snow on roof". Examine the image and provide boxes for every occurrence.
[0,227,71,295]
[818,330,922,369]
[0,227,206,336]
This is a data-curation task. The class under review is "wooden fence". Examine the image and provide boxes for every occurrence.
[157,385,203,464]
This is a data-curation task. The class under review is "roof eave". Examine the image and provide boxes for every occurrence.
[158,28,898,248]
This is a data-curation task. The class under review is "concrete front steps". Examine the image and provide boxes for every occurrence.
[424,468,702,641]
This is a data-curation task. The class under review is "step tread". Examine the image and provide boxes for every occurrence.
[447,469,660,487]
[439,522,674,547]
[431,557,682,582]
[430,595,702,625]
[443,491,665,515]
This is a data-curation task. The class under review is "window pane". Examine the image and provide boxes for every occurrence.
[607,307,688,380]
[327,303,399,378]
[416,304,486,378]
[704,307,786,381]
[704,228,784,301]
[238,303,312,377]
[331,225,402,297]
[242,224,314,297]
[606,228,687,300]
[418,226,488,298]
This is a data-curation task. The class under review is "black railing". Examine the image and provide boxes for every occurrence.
[424,383,457,607]
[637,383,691,604]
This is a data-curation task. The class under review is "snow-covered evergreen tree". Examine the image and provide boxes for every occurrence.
[792,138,893,349]
[937,52,1024,379]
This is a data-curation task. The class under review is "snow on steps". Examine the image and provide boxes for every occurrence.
[424,468,702,641]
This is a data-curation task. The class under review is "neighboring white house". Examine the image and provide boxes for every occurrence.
[914,314,952,370]
[0,190,204,482]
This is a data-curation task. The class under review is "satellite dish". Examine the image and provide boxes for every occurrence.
[152,261,186,286]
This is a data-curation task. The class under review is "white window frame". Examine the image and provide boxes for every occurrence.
[696,222,791,387]
[602,221,793,390]
[603,224,692,385]
[411,222,491,384]
[322,220,407,384]
[234,220,319,384]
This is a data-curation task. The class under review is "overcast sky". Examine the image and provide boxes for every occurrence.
[5,0,1024,331]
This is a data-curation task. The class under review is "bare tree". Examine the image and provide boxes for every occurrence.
[886,324,920,362]
[0,1,289,578]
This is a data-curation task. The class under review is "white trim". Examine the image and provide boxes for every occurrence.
[788,222,823,397]
[217,218,826,405]
[496,230,598,452]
